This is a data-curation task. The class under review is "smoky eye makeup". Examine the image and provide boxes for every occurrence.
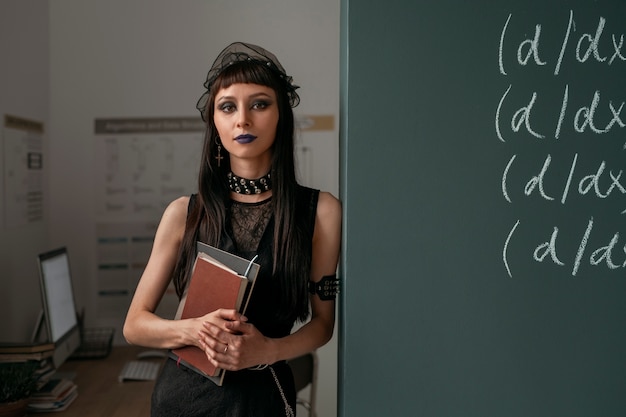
[217,101,236,113]
[215,90,275,113]
[252,100,271,110]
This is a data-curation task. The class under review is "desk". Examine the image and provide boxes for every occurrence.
[36,346,162,417]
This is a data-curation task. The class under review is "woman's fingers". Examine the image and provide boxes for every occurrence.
[212,308,247,322]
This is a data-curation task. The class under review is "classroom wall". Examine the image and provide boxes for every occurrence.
[2,1,340,416]
[0,1,50,342]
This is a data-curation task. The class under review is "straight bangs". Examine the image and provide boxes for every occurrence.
[210,60,281,96]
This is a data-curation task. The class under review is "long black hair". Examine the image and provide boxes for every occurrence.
[172,60,311,323]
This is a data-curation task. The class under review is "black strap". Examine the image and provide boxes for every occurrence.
[308,274,339,301]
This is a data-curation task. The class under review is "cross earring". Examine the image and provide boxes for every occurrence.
[215,136,224,167]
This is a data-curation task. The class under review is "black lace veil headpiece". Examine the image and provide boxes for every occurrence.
[196,42,300,122]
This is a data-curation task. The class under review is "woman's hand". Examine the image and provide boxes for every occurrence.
[197,310,274,371]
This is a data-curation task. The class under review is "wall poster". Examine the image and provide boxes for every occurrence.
[2,114,44,229]
[94,117,204,339]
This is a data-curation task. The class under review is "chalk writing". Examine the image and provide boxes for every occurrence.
[497,9,626,278]
[504,217,626,278]
[499,10,626,76]
[496,84,626,142]
[501,153,626,211]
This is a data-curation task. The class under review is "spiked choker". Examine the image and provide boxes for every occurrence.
[227,171,272,195]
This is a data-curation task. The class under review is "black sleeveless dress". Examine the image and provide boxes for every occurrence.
[151,186,319,417]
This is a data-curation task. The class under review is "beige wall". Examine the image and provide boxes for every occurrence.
[0,1,50,342]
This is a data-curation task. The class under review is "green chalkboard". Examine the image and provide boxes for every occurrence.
[340,1,626,416]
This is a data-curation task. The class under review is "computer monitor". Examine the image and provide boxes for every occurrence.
[37,247,81,368]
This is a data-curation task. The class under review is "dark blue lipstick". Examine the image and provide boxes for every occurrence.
[235,134,257,144]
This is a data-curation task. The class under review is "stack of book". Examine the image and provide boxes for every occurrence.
[27,377,78,413]
[0,343,55,385]
[0,342,54,362]
[0,342,78,412]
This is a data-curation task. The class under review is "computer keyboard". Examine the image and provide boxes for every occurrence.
[118,360,161,382]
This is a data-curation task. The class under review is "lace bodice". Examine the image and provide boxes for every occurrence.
[229,198,272,253]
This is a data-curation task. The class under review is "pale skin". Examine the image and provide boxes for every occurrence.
[123,83,342,372]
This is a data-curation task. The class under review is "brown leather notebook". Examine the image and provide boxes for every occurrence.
[170,245,259,385]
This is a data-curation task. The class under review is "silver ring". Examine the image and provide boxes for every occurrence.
[223,345,228,354]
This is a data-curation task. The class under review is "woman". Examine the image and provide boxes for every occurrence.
[123,42,341,417]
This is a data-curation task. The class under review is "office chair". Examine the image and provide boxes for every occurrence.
[287,350,318,417]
